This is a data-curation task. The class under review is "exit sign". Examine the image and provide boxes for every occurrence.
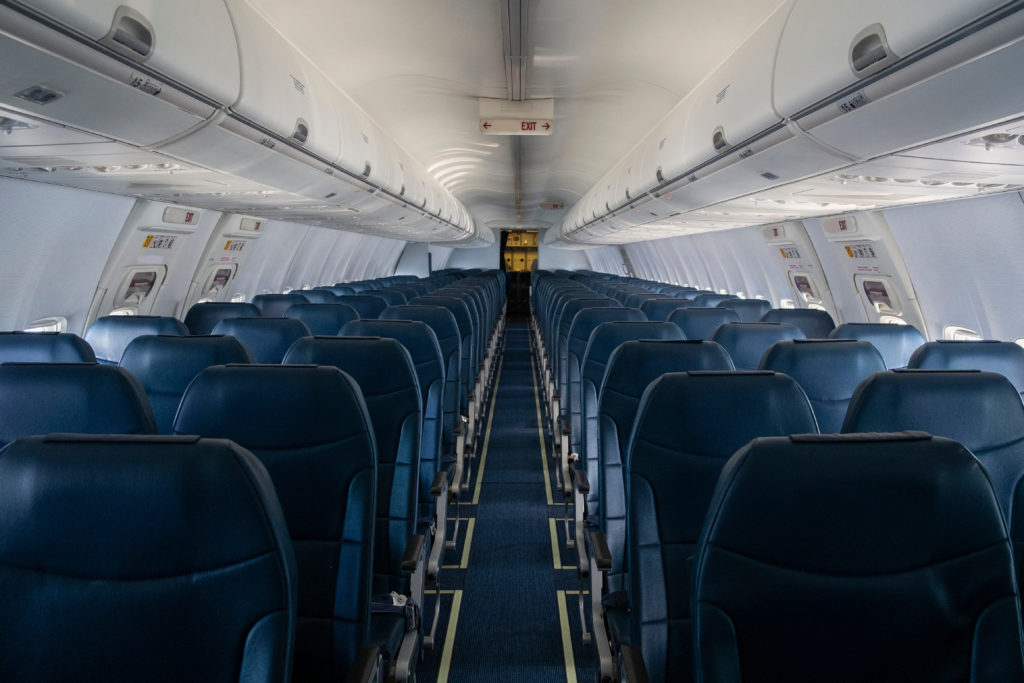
[479,97,555,136]
[479,118,553,135]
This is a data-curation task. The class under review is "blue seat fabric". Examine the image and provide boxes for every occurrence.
[909,340,1024,398]
[716,298,771,323]
[85,316,188,364]
[0,331,96,363]
[250,293,311,317]
[640,299,691,322]
[760,308,836,338]
[668,308,740,341]
[183,302,261,335]
[284,303,360,336]
[337,295,390,319]
[829,322,926,369]
[211,317,311,364]
[709,322,805,371]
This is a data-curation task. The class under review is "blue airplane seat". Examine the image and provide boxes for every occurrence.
[211,317,311,364]
[691,292,738,308]
[760,307,836,338]
[342,319,445,523]
[0,330,96,363]
[692,432,1024,683]
[555,298,620,417]
[759,339,885,433]
[716,298,771,323]
[337,295,390,319]
[0,363,156,447]
[623,292,662,310]
[183,301,261,335]
[909,340,1024,397]
[843,369,1024,602]
[622,370,818,681]
[710,322,806,371]
[577,322,684,515]
[596,342,734,594]
[0,433,296,683]
[829,322,926,369]
[365,289,408,305]
[284,303,360,335]
[84,315,188,364]
[382,305,461,457]
[283,337,423,671]
[410,296,475,411]
[639,298,691,321]
[250,292,312,317]
[298,289,339,304]
[668,307,740,341]
[119,334,253,434]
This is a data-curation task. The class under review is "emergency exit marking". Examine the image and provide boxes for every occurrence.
[845,244,877,259]
[479,118,554,136]
[142,234,176,249]
[223,240,246,252]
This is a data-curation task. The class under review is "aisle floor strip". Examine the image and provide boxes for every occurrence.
[471,356,504,505]
[556,590,578,683]
[441,516,476,570]
[530,350,554,505]
[549,518,563,571]
[436,590,464,683]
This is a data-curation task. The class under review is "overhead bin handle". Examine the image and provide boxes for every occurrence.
[291,119,309,145]
[849,23,898,78]
[712,126,729,152]
[101,6,155,61]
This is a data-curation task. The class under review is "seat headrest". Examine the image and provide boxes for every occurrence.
[408,297,471,332]
[0,433,295,681]
[0,331,96,363]
[760,308,836,338]
[174,364,374,450]
[250,293,312,317]
[282,303,360,336]
[119,335,254,393]
[210,317,311,364]
[85,315,189,364]
[909,340,1024,396]
[829,322,926,369]
[843,369,1024,455]
[336,295,389,318]
[381,305,460,357]
[639,298,691,321]
[0,363,156,446]
[700,431,1007,574]
[283,336,421,402]
[710,321,806,370]
[341,320,441,370]
[558,298,620,329]
[602,340,735,405]
[568,308,648,346]
[295,289,338,305]
[716,298,772,322]
[364,289,408,305]
[667,307,741,340]
[183,302,261,335]
[583,322,685,384]
[691,293,738,308]
[632,371,818,466]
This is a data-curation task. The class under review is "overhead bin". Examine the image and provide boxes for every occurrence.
[14,0,240,105]
[773,0,1010,117]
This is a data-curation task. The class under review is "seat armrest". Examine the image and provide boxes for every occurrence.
[346,645,381,683]
[431,470,448,497]
[573,467,590,495]
[402,534,425,572]
[620,644,650,683]
[587,528,612,572]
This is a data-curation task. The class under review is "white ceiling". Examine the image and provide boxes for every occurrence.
[246,0,786,235]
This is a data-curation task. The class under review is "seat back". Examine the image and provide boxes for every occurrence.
[693,432,1024,683]
[364,289,408,305]
[0,363,156,447]
[250,293,311,317]
[760,307,836,338]
[709,322,805,370]
[691,293,737,308]
[628,371,818,682]
[909,340,1024,398]
[759,339,885,433]
[668,307,741,340]
[716,298,771,322]
[183,302,261,335]
[843,369,1024,596]
[173,365,376,682]
[0,433,296,683]
[381,305,461,455]
[829,322,926,369]
[119,335,253,433]
[283,337,420,594]
[556,298,620,416]
[284,303,360,335]
[410,296,474,409]
[296,289,338,304]
[337,295,390,319]
[640,298,690,321]
[342,319,443,522]
[0,331,96,363]
[84,316,189,364]
[211,317,311,364]
[597,342,734,589]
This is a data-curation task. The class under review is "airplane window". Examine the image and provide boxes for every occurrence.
[793,274,816,301]
[781,298,796,309]
[879,315,909,325]
[109,307,138,316]
[943,325,983,341]
[1015,339,1024,349]
[809,303,827,312]
[23,316,67,333]
[230,293,247,303]
[718,289,728,295]
[282,287,294,294]
[862,279,897,314]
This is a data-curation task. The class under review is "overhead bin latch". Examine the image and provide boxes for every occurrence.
[712,126,730,152]
[850,23,898,78]
[101,6,155,62]
[291,119,309,145]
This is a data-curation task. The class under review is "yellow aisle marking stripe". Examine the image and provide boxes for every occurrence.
[441,517,476,570]
[471,356,504,505]
[549,518,562,570]
[557,590,578,683]
[531,350,554,505]
[436,589,464,683]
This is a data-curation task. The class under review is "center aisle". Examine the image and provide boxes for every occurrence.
[421,321,598,683]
